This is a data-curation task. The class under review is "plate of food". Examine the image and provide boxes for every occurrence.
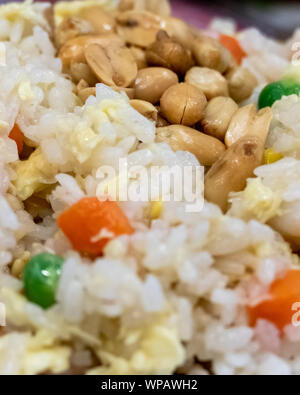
[0,0,300,376]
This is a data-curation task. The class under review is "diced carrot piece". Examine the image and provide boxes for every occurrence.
[57,197,134,256]
[219,34,247,65]
[9,124,24,155]
[248,270,300,332]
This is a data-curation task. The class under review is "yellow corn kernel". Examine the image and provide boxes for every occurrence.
[150,200,163,220]
[264,148,283,165]
[11,251,30,278]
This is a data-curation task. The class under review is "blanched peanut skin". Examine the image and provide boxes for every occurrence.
[84,42,138,87]
[226,67,258,103]
[192,35,232,74]
[204,136,265,212]
[146,30,195,75]
[59,34,124,68]
[160,83,207,126]
[185,67,229,100]
[202,97,238,140]
[134,67,178,104]
[156,125,225,166]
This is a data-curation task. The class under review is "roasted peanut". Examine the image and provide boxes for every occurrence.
[44,5,55,39]
[202,97,238,140]
[59,34,124,68]
[185,67,229,100]
[204,136,266,211]
[112,87,135,99]
[225,105,272,147]
[130,46,147,69]
[160,83,207,126]
[134,67,178,104]
[156,125,225,166]
[118,0,135,12]
[146,30,195,75]
[84,42,138,87]
[55,17,94,49]
[164,17,194,50]
[155,106,169,127]
[116,10,165,47]
[156,113,169,127]
[70,62,98,85]
[192,35,232,74]
[80,7,116,35]
[78,87,96,103]
[118,0,171,17]
[226,67,258,103]
[135,0,171,17]
[130,99,158,122]
[76,79,89,91]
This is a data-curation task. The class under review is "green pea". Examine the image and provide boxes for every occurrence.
[23,253,64,309]
[258,80,300,109]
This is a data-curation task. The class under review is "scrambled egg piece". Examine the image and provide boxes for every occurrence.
[70,123,102,164]
[23,329,71,375]
[0,0,49,29]
[231,178,282,223]
[54,0,117,26]
[85,99,120,131]
[12,147,58,201]
[254,238,293,260]
[84,95,155,144]
[0,287,184,375]
[0,287,101,346]
[88,323,185,375]
[0,329,71,375]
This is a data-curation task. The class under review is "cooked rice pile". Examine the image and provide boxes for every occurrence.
[1,0,300,375]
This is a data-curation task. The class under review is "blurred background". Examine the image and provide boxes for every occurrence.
[1,0,300,39]
[171,0,300,39]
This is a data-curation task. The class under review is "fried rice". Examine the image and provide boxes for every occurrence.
[0,0,300,375]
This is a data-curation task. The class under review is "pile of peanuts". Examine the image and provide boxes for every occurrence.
[55,0,272,212]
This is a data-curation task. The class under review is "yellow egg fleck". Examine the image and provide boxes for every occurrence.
[88,320,185,375]
[70,124,102,163]
[264,148,283,165]
[242,178,282,223]
[12,147,58,200]
[150,200,163,220]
